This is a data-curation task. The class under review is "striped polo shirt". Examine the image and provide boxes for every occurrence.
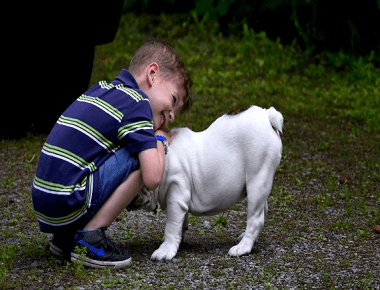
[32,69,157,232]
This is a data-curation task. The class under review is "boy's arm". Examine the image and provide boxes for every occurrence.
[138,130,176,190]
[138,141,165,190]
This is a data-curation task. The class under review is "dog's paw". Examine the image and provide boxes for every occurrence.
[151,242,177,261]
[228,244,251,257]
[228,238,254,257]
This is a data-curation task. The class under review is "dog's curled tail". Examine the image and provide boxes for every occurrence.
[267,107,283,135]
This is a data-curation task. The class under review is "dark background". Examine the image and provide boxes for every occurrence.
[3,0,379,139]
[125,0,380,58]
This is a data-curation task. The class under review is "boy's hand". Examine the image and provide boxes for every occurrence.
[156,129,177,145]
[139,129,177,190]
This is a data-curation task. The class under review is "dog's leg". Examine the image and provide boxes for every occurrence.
[237,231,245,242]
[237,201,268,242]
[151,188,189,261]
[160,212,189,244]
[264,200,268,220]
[228,172,273,257]
[181,213,189,243]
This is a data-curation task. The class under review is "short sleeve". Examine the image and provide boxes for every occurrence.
[117,101,157,155]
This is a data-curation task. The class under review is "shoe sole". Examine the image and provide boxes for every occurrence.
[50,242,72,259]
[71,253,132,269]
[49,242,64,257]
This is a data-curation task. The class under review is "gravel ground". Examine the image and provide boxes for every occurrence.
[1,118,380,289]
[3,199,380,289]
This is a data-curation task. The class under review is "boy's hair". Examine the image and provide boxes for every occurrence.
[129,39,192,114]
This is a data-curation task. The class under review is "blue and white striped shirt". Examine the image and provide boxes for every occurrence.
[32,69,157,232]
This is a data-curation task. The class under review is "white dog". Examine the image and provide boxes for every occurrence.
[129,106,283,261]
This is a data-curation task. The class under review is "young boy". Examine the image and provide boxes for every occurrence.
[32,39,192,268]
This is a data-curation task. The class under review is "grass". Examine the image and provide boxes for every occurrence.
[91,13,380,133]
[1,12,379,289]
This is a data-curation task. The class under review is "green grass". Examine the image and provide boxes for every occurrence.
[91,13,380,133]
[0,12,379,289]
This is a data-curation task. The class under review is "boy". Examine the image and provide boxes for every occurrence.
[32,39,192,268]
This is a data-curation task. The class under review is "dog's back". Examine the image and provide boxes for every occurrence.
[225,105,283,135]
[224,105,283,172]
[170,105,283,170]
[220,106,283,155]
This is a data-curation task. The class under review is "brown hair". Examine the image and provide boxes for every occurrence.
[129,39,192,114]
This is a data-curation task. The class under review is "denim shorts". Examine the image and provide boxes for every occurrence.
[43,147,139,235]
[81,147,140,228]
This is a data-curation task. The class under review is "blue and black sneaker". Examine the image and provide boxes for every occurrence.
[50,230,76,259]
[71,227,131,269]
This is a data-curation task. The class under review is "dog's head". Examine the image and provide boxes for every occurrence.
[127,186,159,213]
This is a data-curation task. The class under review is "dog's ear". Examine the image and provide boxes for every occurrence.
[126,186,153,211]
[142,186,159,212]
[141,186,153,195]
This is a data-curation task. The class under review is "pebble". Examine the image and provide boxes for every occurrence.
[3,195,379,289]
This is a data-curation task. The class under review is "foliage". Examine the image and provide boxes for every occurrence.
[214,215,228,228]
[92,13,380,132]
[123,0,380,59]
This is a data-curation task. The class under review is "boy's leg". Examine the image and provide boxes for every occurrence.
[71,161,144,268]
[84,169,143,230]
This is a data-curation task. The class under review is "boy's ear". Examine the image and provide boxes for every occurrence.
[147,62,159,86]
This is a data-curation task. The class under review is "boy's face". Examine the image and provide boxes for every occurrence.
[148,77,184,131]
[139,64,185,131]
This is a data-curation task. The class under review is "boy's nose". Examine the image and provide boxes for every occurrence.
[168,111,174,123]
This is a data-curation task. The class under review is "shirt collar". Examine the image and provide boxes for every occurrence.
[114,69,139,89]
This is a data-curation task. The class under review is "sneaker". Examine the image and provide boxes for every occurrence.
[50,230,76,259]
[71,227,131,269]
